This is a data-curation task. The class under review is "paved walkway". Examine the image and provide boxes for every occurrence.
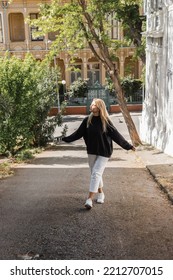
[1,113,173,203]
[53,113,173,205]
[0,113,173,260]
[1,113,173,204]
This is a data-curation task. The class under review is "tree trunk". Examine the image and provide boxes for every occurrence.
[79,1,143,146]
[110,72,142,146]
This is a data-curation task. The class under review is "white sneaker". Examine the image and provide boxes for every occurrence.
[85,198,93,209]
[96,192,105,204]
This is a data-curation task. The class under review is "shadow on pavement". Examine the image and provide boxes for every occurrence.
[46,145,122,151]
[30,156,88,165]
[28,156,126,166]
[63,116,85,122]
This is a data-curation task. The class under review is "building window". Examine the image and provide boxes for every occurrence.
[70,65,82,83]
[30,13,44,41]
[0,14,3,43]
[9,13,25,42]
[111,20,119,39]
[107,13,119,39]
[87,63,100,86]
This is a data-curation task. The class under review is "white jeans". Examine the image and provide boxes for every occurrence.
[88,154,109,193]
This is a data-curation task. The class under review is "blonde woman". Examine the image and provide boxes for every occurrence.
[62,98,135,209]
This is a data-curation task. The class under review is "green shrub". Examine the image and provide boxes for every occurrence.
[14,149,34,162]
[69,78,88,97]
[121,77,143,102]
[0,162,13,178]
[0,54,64,155]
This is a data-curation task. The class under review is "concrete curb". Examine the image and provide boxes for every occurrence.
[146,164,173,204]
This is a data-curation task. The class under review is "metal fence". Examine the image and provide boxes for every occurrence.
[65,83,143,113]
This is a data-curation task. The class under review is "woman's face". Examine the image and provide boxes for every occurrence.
[90,101,100,115]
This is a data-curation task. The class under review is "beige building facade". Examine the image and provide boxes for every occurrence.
[0,0,143,88]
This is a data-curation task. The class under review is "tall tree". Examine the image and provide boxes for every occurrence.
[30,0,144,145]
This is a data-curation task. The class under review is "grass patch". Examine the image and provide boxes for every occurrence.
[14,148,43,163]
[0,162,14,179]
[0,148,43,179]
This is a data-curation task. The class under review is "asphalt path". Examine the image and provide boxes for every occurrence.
[0,113,173,260]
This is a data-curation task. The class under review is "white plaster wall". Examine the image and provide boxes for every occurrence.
[164,4,173,156]
[140,1,173,157]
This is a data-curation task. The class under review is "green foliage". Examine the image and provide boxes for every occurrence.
[0,54,63,155]
[105,76,116,95]
[0,161,14,179]
[105,75,143,101]
[13,148,44,163]
[27,0,146,90]
[61,124,68,138]
[28,0,145,62]
[27,0,143,145]
[14,149,34,162]
[115,2,146,63]
[28,0,125,60]
[121,76,142,102]
[69,78,88,98]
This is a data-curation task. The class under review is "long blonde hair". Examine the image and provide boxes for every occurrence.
[87,98,111,132]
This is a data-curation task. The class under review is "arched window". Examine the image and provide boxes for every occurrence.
[124,56,138,78]
[9,13,25,42]
[87,59,101,86]
[70,59,82,83]
[70,64,82,83]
